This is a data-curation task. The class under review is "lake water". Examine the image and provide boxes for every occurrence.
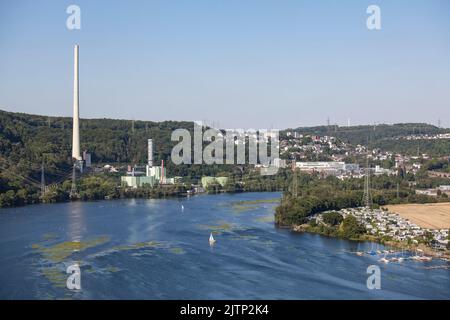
[0,192,449,299]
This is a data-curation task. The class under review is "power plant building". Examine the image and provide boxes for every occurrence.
[121,138,171,188]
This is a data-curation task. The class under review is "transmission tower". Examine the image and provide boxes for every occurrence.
[291,163,299,198]
[362,155,372,208]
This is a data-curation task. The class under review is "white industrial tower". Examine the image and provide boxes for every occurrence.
[72,44,81,161]
[148,139,153,167]
[146,139,154,177]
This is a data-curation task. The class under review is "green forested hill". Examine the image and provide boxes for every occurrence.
[0,109,197,206]
[0,109,195,181]
[0,109,264,207]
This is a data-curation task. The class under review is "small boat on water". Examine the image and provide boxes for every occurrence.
[390,257,399,262]
[411,249,432,262]
[379,257,390,264]
[376,250,383,255]
[418,256,432,262]
[356,251,364,256]
[209,233,216,245]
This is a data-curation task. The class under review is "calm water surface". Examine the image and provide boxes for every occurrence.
[0,192,449,299]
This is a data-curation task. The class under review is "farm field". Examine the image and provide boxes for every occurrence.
[385,203,450,229]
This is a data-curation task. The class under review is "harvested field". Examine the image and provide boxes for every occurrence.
[384,203,450,229]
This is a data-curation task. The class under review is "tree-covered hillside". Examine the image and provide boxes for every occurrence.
[0,109,272,207]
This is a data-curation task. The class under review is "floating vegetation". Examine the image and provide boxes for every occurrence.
[169,247,185,255]
[232,204,259,213]
[198,221,234,233]
[256,214,275,223]
[231,198,279,214]
[41,266,67,289]
[87,241,167,260]
[230,234,259,241]
[232,199,280,205]
[111,241,161,252]
[32,236,110,263]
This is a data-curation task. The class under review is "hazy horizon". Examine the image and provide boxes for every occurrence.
[1,0,449,128]
[2,107,448,131]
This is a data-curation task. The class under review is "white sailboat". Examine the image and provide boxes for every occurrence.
[181,205,184,212]
[209,233,216,245]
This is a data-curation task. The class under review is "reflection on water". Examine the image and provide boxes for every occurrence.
[0,192,449,300]
[68,201,85,242]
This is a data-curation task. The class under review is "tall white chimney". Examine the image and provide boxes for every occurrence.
[148,139,153,167]
[72,45,81,160]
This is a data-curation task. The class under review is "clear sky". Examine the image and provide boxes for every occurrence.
[1,0,449,129]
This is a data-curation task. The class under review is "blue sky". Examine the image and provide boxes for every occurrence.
[1,0,449,128]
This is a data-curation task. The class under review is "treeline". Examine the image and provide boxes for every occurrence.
[284,123,444,145]
[275,191,362,226]
[275,172,450,227]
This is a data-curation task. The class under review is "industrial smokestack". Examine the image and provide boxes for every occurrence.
[148,139,153,167]
[72,44,81,160]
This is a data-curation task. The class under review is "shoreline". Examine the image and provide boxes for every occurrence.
[0,190,282,211]
[291,224,450,261]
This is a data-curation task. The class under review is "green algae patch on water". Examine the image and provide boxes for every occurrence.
[169,247,185,255]
[230,234,259,241]
[232,199,280,205]
[41,266,67,289]
[256,214,275,223]
[86,241,164,260]
[32,236,110,263]
[231,204,259,213]
[230,198,280,214]
[111,241,162,252]
[198,220,235,233]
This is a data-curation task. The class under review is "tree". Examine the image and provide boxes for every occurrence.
[322,211,343,226]
[341,215,366,239]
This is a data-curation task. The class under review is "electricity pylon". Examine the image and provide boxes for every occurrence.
[291,162,299,198]
[362,155,372,208]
